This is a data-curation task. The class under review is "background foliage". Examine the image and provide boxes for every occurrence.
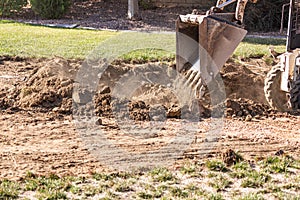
[0,0,27,17]
[244,0,290,31]
[0,0,294,31]
[30,0,71,19]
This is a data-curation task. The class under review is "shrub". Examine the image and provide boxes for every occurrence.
[243,0,290,31]
[30,0,71,19]
[205,160,228,172]
[0,0,28,17]
[139,0,156,10]
[223,0,289,31]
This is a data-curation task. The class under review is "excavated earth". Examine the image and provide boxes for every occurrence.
[0,56,299,180]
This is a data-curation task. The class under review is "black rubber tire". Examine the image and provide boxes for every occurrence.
[264,65,289,111]
[290,79,300,110]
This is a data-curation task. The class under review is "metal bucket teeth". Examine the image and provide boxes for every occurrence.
[176,14,247,84]
[183,69,203,95]
[190,72,201,88]
[187,71,197,85]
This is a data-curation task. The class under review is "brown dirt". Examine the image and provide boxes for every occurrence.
[222,60,268,105]
[0,56,299,180]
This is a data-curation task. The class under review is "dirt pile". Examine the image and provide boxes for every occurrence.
[18,58,78,112]
[221,61,268,105]
[0,57,80,113]
[0,56,276,120]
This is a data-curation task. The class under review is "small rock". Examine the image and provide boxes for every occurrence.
[99,86,111,94]
[95,118,102,125]
[245,114,252,121]
[149,105,166,120]
[61,79,72,87]
[167,106,181,118]
[52,107,60,112]
[275,149,284,156]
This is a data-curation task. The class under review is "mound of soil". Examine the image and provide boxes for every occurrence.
[0,57,81,113]
[221,61,268,105]
[0,56,276,121]
[18,59,77,111]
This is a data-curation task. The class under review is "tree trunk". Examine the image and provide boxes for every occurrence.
[128,0,140,20]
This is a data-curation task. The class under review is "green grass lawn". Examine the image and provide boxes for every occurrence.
[0,20,117,59]
[0,20,175,60]
[0,20,286,61]
[234,37,286,59]
[0,155,299,199]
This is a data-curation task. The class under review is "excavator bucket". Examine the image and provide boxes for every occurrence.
[176,13,247,84]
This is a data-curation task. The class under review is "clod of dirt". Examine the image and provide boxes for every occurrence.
[94,93,112,117]
[167,105,181,118]
[275,149,285,156]
[73,88,93,105]
[225,98,270,118]
[129,101,150,121]
[221,149,243,166]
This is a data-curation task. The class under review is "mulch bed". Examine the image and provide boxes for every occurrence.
[3,0,203,31]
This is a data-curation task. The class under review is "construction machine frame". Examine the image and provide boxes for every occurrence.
[264,0,300,110]
[176,0,253,101]
[176,0,300,110]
